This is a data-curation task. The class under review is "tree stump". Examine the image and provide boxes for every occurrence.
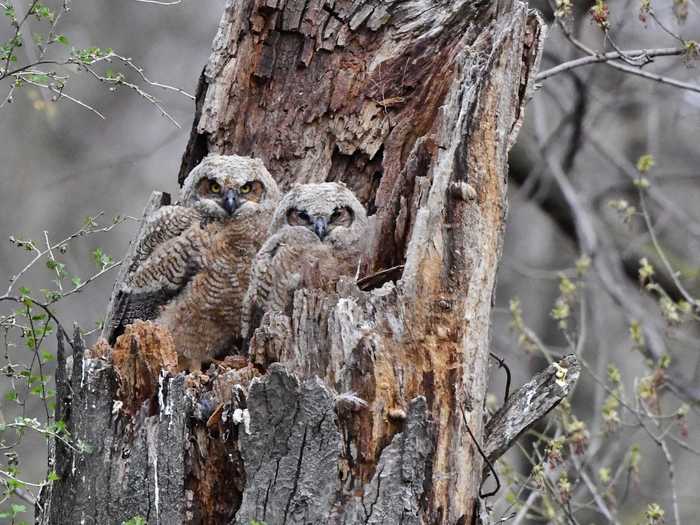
[35,2,575,525]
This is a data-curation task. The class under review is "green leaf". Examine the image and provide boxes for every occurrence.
[56,34,69,45]
[31,4,54,22]
[92,248,113,270]
[4,389,17,401]
[636,154,655,173]
[42,289,62,303]
[122,518,147,525]
[6,477,24,490]
[52,420,66,434]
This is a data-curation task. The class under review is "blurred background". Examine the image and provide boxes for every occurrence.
[0,0,225,519]
[1,0,700,523]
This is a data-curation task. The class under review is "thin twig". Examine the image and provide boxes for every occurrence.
[21,77,106,119]
[571,452,620,525]
[647,10,685,44]
[489,352,512,402]
[3,212,124,297]
[1,0,41,78]
[605,60,700,95]
[77,59,182,127]
[460,405,501,498]
[60,260,121,300]
[117,56,195,100]
[545,3,700,94]
[639,402,681,525]
[43,231,63,293]
[638,190,697,307]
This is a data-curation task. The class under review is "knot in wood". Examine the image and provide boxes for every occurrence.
[450,181,477,201]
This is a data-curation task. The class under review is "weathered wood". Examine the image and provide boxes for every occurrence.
[483,354,581,470]
[39,2,551,524]
[37,328,190,525]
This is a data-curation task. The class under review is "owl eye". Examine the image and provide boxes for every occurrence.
[330,207,353,224]
[210,182,221,194]
[286,208,312,226]
[240,182,252,194]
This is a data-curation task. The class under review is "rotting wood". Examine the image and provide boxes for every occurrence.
[38,2,553,524]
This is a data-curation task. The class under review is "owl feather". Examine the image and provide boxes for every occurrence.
[109,155,281,370]
[242,182,368,341]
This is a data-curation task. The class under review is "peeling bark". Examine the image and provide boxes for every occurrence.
[39,2,551,524]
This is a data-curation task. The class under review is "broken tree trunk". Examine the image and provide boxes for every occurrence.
[37,2,567,525]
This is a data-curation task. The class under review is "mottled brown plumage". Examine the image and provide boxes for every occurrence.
[111,155,281,370]
[242,182,368,340]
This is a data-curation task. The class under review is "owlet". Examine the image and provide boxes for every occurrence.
[110,154,281,370]
[242,182,368,340]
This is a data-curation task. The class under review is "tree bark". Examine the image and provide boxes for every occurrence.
[37,2,556,524]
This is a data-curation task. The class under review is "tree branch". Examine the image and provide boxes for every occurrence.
[536,47,687,81]
[483,354,580,469]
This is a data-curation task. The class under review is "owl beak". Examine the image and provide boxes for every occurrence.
[313,217,328,240]
[223,189,239,215]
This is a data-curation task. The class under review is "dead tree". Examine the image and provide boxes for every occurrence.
[37,2,579,524]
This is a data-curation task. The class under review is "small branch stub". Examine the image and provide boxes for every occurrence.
[450,181,478,202]
[483,354,581,469]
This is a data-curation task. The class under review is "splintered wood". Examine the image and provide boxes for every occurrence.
[109,321,178,416]
[177,1,545,522]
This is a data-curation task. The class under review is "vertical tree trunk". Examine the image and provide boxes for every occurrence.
[38,2,551,524]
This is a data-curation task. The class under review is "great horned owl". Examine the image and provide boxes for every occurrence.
[242,182,368,340]
[110,154,281,370]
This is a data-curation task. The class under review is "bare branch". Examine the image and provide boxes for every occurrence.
[638,190,698,308]
[133,0,181,4]
[76,59,182,127]
[536,47,686,81]
[21,77,106,119]
[545,3,700,94]
[605,60,700,94]
[483,355,581,468]
[59,260,122,301]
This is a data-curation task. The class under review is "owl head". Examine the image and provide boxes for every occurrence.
[270,182,368,244]
[181,155,281,220]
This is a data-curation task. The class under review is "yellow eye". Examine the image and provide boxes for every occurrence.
[210,182,221,194]
[240,183,252,194]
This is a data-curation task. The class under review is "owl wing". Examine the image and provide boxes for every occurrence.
[241,228,318,341]
[127,205,202,273]
[108,225,210,343]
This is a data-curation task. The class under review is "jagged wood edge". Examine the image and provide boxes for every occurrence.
[37,326,191,524]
